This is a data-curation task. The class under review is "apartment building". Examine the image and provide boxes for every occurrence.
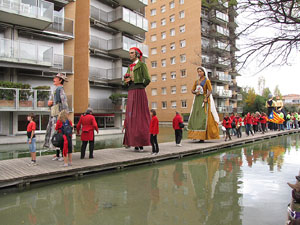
[145,0,242,122]
[0,0,75,135]
[74,0,148,129]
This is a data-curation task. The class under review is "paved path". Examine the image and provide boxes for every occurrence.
[0,129,299,189]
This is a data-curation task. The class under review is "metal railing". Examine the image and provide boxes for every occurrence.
[0,37,53,66]
[89,97,127,112]
[89,66,127,82]
[0,0,53,21]
[237,107,243,113]
[46,16,74,36]
[211,72,232,82]
[237,94,243,101]
[52,54,73,73]
[217,106,233,113]
[213,89,232,98]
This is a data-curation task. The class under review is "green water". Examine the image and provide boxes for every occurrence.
[0,134,299,225]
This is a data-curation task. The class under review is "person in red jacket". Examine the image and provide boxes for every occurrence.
[244,113,254,136]
[235,114,243,138]
[77,108,99,159]
[149,109,159,155]
[252,113,259,133]
[173,112,184,146]
[222,114,232,141]
[260,112,268,134]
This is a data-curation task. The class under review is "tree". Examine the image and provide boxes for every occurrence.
[245,87,256,106]
[273,85,282,98]
[262,87,272,99]
[238,0,300,71]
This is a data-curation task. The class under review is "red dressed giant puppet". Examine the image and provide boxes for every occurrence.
[123,47,151,152]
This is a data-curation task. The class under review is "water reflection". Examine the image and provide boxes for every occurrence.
[1,134,300,225]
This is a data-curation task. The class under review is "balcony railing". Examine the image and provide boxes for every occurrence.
[89,66,127,83]
[0,0,54,29]
[89,97,127,112]
[217,106,233,113]
[213,89,232,98]
[46,16,74,37]
[0,37,53,66]
[113,0,148,10]
[237,107,243,114]
[237,94,243,101]
[211,72,231,82]
[90,35,149,58]
[52,54,73,73]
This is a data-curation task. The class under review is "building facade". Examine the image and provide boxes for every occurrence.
[0,0,75,135]
[74,0,148,128]
[145,0,242,122]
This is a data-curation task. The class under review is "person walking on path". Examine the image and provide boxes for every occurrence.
[286,112,291,130]
[252,113,259,133]
[230,113,236,136]
[44,73,69,161]
[279,110,285,131]
[55,110,73,167]
[76,108,99,159]
[149,109,159,155]
[260,113,267,134]
[223,114,232,141]
[266,94,276,131]
[27,113,37,166]
[187,66,220,143]
[235,114,243,138]
[173,112,184,147]
[244,112,254,136]
[123,47,151,152]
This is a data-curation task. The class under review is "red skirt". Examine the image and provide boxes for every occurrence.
[123,88,151,147]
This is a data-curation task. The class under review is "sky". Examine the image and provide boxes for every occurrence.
[235,4,300,96]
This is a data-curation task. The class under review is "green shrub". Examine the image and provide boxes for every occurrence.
[33,86,51,101]
[0,81,31,100]
[109,93,128,104]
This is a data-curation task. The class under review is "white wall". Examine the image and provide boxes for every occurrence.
[89,55,113,69]
[90,27,114,40]
[90,86,113,99]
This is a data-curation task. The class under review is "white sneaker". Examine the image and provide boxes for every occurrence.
[139,149,144,152]
[58,157,64,161]
[151,153,156,155]
[176,144,182,147]
[155,152,159,155]
[52,157,59,161]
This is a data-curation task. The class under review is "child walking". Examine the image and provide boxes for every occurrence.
[149,109,159,155]
[223,114,232,141]
[55,110,73,167]
[27,113,37,166]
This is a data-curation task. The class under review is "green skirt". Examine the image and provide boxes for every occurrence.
[188,95,208,131]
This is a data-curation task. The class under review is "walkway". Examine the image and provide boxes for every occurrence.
[0,129,299,189]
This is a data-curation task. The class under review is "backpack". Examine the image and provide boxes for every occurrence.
[62,120,72,136]
[231,120,236,128]
[51,132,63,147]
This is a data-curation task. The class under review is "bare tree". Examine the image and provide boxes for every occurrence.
[237,0,300,72]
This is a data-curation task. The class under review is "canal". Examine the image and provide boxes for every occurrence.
[0,134,298,225]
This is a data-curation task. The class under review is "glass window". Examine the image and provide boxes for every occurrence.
[170,1,175,9]
[171,86,176,94]
[216,11,229,22]
[105,117,114,128]
[161,32,166,39]
[151,0,156,3]
[151,61,157,68]
[161,18,166,26]
[161,45,166,53]
[171,101,177,109]
[151,9,157,16]
[179,25,185,33]
[152,88,157,96]
[161,59,166,67]
[161,87,167,95]
[152,102,157,109]
[170,57,176,65]
[180,54,186,63]
[151,35,157,42]
[151,48,157,55]
[217,25,229,36]
[171,71,176,79]
[162,73,167,81]
[162,101,167,109]
[179,0,184,4]
[170,14,175,22]
[170,42,175,50]
[180,69,186,77]
[151,75,157,82]
[151,21,157,29]
[179,10,185,18]
[180,39,186,48]
[181,85,187,93]
[161,5,166,13]
[181,100,187,108]
[170,28,175,36]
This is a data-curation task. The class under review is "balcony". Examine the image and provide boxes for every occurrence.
[89,97,126,113]
[217,106,233,113]
[45,16,74,37]
[211,72,231,83]
[0,37,53,67]
[89,66,127,84]
[0,0,54,30]
[52,54,73,73]
[236,107,243,114]
[237,94,242,101]
[114,0,148,10]
[213,89,232,98]
[90,35,148,58]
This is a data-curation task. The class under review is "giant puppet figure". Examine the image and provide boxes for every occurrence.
[123,47,151,151]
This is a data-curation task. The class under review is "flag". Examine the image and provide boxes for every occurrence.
[268,111,285,124]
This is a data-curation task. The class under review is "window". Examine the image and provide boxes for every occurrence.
[216,11,229,22]
[151,75,157,82]
[217,25,229,36]
[151,21,157,29]
[161,87,167,95]
[179,25,185,33]
[180,54,186,63]
[151,35,157,42]
[180,69,187,77]
[151,9,156,16]
[162,73,167,81]
[161,18,166,26]
[170,1,175,9]
[151,61,157,68]
[161,59,166,67]
[181,100,187,108]
[162,101,167,109]
[171,86,176,94]
[202,54,210,63]
[161,45,166,53]
[18,114,49,131]
[180,39,186,48]
[152,102,157,109]
[161,5,166,13]
[171,101,177,109]
[171,71,176,79]
[179,10,185,18]
[181,85,187,93]
[170,14,175,22]
[151,48,157,55]
[170,57,176,65]
[170,28,175,36]
[152,88,157,96]
[161,32,166,39]
[179,0,184,4]
[170,42,175,50]
[151,0,156,3]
